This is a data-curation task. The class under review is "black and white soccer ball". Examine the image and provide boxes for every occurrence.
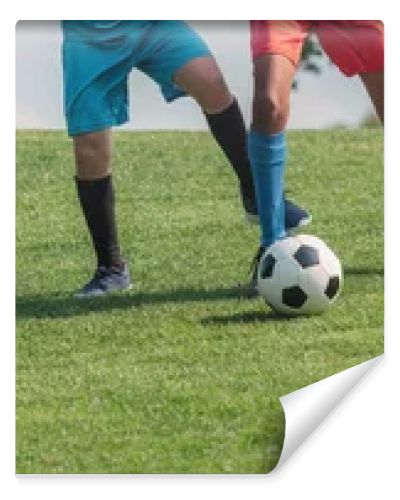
[257,235,342,316]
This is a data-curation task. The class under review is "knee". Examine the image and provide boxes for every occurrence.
[76,137,110,164]
[74,134,111,179]
[253,90,289,133]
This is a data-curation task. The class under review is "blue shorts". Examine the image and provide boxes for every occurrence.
[62,21,212,136]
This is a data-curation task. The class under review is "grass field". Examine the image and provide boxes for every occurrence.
[16,129,384,473]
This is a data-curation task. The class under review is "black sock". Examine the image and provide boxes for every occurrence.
[205,98,255,198]
[75,175,123,269]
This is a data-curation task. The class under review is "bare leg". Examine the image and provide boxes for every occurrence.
[252,54,296,134]
[173,56,233,113]
[359,71,384,123]
[73,129,112,180]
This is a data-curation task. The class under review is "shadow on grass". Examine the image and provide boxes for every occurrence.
[200,310,298,325]
[16,284,257,320]
[344,266,383,276]
[16,266,383,320]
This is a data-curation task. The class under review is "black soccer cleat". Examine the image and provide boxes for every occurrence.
[74,262,132,298]
[245,245,266,296]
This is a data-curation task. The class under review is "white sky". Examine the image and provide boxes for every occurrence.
[15,20,376,131]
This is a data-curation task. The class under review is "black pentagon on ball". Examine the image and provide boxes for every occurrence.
[325,275,340,299]
[282,285,308,308]
[294,245,320,268]
[260,254,277,279]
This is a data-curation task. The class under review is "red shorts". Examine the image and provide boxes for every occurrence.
[250,20,384,76]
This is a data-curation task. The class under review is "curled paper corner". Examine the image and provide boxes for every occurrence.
[272,354,383,472]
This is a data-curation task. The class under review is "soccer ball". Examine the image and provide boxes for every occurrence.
[257,235,342,316]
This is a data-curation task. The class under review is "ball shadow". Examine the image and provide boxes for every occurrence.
[200,310,300,325]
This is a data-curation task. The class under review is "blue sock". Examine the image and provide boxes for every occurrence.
[247,130,286,248]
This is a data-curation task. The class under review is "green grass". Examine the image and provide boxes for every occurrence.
[16,129,384,473]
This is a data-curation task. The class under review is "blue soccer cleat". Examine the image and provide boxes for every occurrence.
[284,198,312,235]
[74,262,132,298]
[241,188,312,234]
